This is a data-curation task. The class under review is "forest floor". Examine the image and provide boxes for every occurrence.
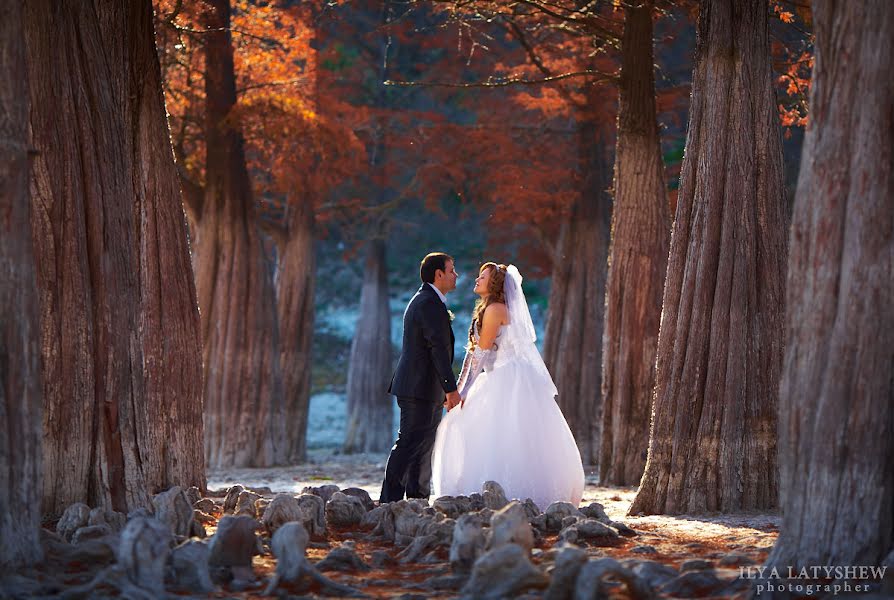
[2,451,781,599]
[200,450,781,599]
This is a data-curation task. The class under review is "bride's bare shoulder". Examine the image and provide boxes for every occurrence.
[483,302,509,324]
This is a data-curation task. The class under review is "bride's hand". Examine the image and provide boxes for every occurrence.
[445,390,461,411]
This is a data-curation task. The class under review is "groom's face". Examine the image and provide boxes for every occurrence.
[436,260,458,293]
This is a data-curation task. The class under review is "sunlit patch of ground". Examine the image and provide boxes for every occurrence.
[583,484,778,566]
[206,448,390,496]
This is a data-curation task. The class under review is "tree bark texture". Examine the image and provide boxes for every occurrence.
[599,0,671,486]
[543,122,613,466]
[629,0,786,515]
[766,0,894,569]
[24,0,205,515]
[0,0,43,567]
[197,0,286,469]
[276,195,316,463]
[344,238,394,454]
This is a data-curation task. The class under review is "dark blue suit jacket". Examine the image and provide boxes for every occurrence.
[388,284,457,401]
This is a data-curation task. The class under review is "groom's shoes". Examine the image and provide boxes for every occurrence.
[377,492,430,505]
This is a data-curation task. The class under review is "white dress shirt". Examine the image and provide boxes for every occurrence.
[427,282,447,305]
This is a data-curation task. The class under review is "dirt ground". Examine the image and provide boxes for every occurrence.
[202,450,781,598]
[2,451,782,599]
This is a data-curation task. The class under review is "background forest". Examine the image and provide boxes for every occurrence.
[2,0,891,588]
[154,0,811,458]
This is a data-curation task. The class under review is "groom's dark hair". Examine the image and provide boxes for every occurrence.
[420,252,453,284]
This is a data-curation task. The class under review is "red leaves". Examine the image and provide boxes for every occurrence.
[774,48,813,130]
[155,0,367,217]
[770,2,814,131]
[771,1,797,24]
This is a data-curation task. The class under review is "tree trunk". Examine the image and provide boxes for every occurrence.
[197,0,286,469]
[344,11,394,456]
[766,0,894,569]
[0,0,43,567]
[344,238,394,454]
[629,0,786,516]
[134,1,206,500]
[543,122,612,466]
[599,0,671,486]
[277,195,316,464]
[24,0,205,516]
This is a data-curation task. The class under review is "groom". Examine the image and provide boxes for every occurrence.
[380,252,462,503]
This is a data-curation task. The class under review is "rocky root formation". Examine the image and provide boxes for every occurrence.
[0,479,771,599]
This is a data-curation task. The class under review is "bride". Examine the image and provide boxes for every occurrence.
[431,262,584,510]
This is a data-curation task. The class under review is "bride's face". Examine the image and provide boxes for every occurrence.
[474,267,492,297]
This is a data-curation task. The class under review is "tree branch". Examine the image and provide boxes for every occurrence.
[237,78,308,95]
[385,69,613,88]
[513,0,622,36]
[503,20,591,109]
[160,0,184,27]
[168,24,285,49]
[505,0,587,25]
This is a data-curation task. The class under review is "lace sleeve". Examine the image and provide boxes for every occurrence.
[455,349,473,396]
[457,346,494,400]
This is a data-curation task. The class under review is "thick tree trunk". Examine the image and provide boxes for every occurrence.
[629,0,786,516]
[197,0,286,469]
[344,239,394,454]
[134,1,206,499]
[344,13,394,456]
[277,195,316,464]
[599,0,671,486]
[766,0,894,570]
[543,122,612,466]
[0,0,43,567]
[25,0,205,515]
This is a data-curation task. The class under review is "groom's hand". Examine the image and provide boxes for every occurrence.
[445,391,461,411]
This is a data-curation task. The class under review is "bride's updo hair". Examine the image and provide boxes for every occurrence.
[468,262,508,349]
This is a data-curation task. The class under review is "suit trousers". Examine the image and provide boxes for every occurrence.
[379,396,444,503]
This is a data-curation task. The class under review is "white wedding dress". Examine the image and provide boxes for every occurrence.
[431,266,584,510]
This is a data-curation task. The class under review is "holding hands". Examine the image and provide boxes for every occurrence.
[444,390,462,411]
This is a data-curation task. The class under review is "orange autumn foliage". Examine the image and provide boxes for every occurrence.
[154,0,587,270]
[771,0,814,134]
[155,0,367,226]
